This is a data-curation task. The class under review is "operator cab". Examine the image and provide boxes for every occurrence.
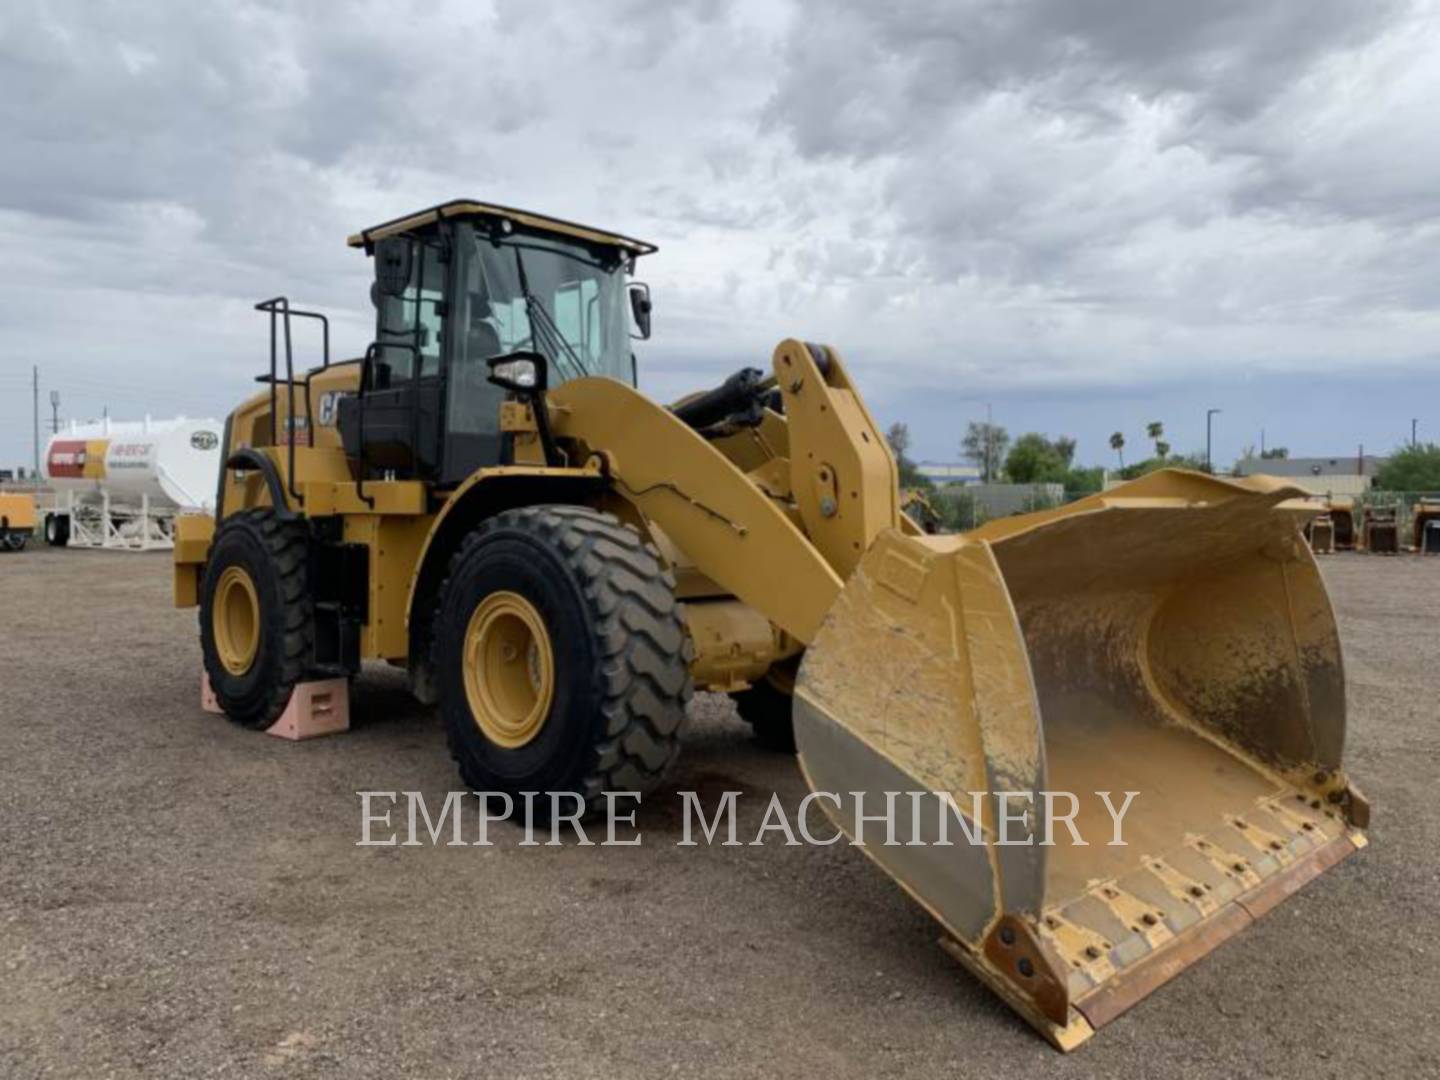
[340,200,655,486]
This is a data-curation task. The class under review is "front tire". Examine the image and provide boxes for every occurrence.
[434,506,692,815]
[199,509,313,729]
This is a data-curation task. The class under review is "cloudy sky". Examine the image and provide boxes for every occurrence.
[2,0,1438,472]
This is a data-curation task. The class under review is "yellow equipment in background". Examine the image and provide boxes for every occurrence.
[900,487,943,533]
[0,492,36,552]
[1413,498,1440,554]
[1363,505,1401,554]
[173,200,1368,1049]
[1329,495,1358,549]
[1307,513,1336,553]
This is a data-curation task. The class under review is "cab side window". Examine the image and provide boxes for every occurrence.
[376,240,444,381]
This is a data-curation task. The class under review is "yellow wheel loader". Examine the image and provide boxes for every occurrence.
[174,200,1368,1049]
[0,492,36,551]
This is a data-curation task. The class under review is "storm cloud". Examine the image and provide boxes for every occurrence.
[1,0,1437,467]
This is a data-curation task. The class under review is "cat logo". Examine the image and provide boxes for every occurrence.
[191,430,219,451]
[318,390,349,426]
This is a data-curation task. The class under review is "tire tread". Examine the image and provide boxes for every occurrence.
[200,508,312,729]
[433,505,692,812]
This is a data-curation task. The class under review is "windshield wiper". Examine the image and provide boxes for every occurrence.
[513,247,587,383]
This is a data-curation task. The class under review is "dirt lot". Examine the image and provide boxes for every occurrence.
[1,546,1437,1078]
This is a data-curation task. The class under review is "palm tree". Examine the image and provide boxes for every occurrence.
[1109,431,1126,470]
[1146,421,1164,456]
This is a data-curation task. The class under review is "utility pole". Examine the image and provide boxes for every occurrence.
[1206,408,1222,473]
[1413,418,1419,448]
[32,365,39,478]
[1260,427,1266,456]
[49,390,60,434]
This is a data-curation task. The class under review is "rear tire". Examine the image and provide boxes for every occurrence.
[199,509,313,729]
[434,506,692,815]
[44,514,69,547]
[3,532,27,552]
[731,674,796,752]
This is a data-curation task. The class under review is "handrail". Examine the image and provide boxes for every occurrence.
[254,297,331,509]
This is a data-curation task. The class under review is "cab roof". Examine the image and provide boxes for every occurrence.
[347,199,657,257]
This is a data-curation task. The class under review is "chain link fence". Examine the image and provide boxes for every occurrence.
[924,483,1079,532]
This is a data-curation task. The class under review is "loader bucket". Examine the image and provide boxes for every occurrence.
[793,470,1368,1050]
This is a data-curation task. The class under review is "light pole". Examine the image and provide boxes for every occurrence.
[1413,418,1419,448]
[32,365,39,478]
[983,401,994,481]
[1206,408,1222,473]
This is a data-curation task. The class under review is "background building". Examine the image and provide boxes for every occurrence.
[915,461,982,486]
[1233,454,1386,496]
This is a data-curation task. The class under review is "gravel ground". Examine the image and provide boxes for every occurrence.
[1,546,1437,1078]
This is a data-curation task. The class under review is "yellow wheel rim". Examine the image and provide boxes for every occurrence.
[213,565,261,676]
[463,591,555,748]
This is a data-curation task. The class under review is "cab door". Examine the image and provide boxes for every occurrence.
[439,222,508,483]
[345,233,449,479]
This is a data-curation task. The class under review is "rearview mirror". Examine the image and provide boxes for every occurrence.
[374,237,412,298]
[629,282,652,340]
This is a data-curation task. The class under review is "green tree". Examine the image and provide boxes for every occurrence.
[1146,421,1165,457]
[885,421,931,490]
[931,488,979,531]
[1374,443,1440,491]
[1004,433,1072,484]
[961,421,1009,482]
[1109,431,1126,470]
[1155,440,1171,459]
[885,421,910,459]
[1122,450,1208,480]
[1260,446,1290,459]
[1063,466,1105,494]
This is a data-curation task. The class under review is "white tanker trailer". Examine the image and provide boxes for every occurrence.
[40,416,222,550]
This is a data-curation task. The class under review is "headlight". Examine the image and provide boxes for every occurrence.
[492,358,537,388]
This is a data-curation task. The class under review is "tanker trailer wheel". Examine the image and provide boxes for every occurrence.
[3,531,27,552]
[731,664,797,752]
[198,509,313,729]
[44,514,69,547]
[433,506,692,815]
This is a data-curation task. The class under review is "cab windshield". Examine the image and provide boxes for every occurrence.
[458,224,634,385]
